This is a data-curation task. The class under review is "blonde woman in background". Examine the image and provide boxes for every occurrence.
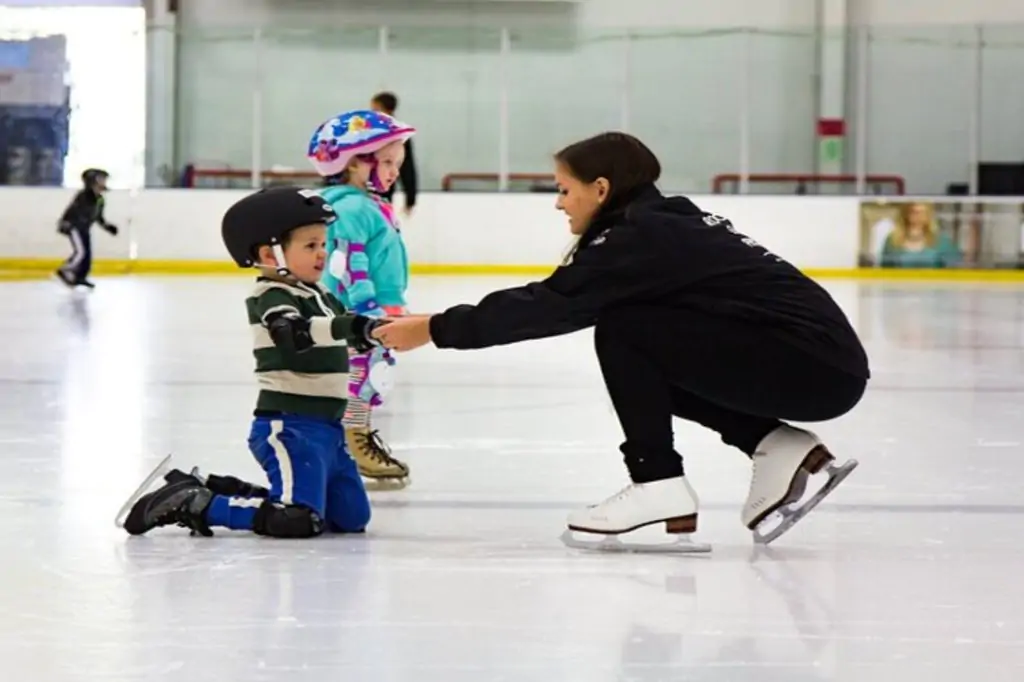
[879,202,961,268]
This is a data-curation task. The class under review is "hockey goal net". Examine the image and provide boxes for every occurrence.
[712,173,906,195]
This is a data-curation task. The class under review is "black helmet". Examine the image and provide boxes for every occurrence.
[82,168,109,187]
[221,186,335,271]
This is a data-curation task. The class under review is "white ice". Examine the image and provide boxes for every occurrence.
[2,275,1023,681]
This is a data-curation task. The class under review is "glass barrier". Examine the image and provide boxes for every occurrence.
[2,9,1023,195]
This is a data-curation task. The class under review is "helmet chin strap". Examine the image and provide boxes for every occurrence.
[368,166,384,192]
[357,153,384,192]
[272,244,291,277]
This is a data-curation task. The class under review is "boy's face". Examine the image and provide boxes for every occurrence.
[258,223,327,284]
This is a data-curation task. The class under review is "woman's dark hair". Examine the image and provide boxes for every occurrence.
[554,132,661,263]
[554,132,660,200]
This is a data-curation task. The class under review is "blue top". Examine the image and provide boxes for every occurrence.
[879,233,961,268]
[319,184,408,314]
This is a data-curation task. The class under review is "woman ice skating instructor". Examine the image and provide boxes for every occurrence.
[373,132,869,546]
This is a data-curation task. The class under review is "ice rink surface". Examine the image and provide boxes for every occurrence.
[2,275,1023,681]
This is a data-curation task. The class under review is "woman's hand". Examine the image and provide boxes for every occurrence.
[372,315,434,351]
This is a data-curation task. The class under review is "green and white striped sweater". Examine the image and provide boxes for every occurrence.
[247,277,359,420]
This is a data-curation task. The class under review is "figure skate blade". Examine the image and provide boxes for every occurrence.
[363,476,410,492]
[560,529,712,555]
[113,454,173,528]
[753,458,858,545]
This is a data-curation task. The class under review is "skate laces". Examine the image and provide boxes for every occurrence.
[746,450,768,503]
[158,487,213,537]
[357,429,400,466]
[597,484,637,507]
[156,502,202,534]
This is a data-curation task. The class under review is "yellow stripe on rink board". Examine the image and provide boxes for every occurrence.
[803,268,1024,282]
[0,258,240,276]
[0,271,53,282]
[0,258,555,277]
[3,258,1024,282]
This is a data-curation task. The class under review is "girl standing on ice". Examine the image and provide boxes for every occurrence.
[307,110,416,489]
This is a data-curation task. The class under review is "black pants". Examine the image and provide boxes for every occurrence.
[594,306,867,483]
[59,227,92,283]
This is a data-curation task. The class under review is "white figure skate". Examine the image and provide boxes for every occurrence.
[743,425,857,545]
[560,476,712,554]
[114,454,174,528]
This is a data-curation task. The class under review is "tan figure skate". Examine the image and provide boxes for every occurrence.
[345,427,410,490]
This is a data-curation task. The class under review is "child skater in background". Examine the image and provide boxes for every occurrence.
[306,109,416,489]
[117,186,388,538]
[56,168,119,289]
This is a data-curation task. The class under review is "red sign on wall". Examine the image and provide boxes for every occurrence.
[817,118,846,137]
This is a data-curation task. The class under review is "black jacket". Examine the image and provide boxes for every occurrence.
[428,184,869,379]
[59,188,111,232]
[380,137,418,209]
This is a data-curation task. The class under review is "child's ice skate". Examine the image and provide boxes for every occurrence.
[55,269,76,288]
[743,424,858,545]
[560,476,712,554]
[115,454,174,528]
[114,455,265,534]
[346,427,410,490]
[122,477,214,537]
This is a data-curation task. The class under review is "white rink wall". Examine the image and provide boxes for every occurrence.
[0,189,862,270]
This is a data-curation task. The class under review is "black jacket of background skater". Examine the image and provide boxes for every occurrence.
[428,184,869,382]
[59,188,111,233]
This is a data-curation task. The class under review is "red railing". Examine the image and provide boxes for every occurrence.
[711,173,906,195]
[440,173,555,191]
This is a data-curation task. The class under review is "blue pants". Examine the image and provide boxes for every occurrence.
[205,415,371,534]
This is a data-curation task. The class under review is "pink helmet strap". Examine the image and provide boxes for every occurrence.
[355,152,385,192]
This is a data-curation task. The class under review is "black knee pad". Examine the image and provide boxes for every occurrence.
[252,501,324,538]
